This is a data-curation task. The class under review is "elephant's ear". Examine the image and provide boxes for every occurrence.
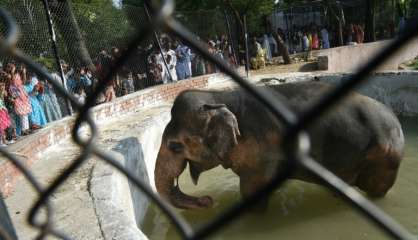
[204,104,241,162]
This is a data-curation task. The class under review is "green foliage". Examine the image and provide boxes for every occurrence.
[402,0,418,16]
[70,0,112,4]
[69,1,133,58]
[408,57,418,70]
[121,0,220,10]
[122,0,276,35]
[225,0,275,14]
[223,0,276,33]
[174,10,228,39]
[34,56,55,71]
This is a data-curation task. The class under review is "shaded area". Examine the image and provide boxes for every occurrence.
[113,137,151,227]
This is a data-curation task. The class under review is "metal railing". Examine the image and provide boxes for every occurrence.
[0,0,417,239]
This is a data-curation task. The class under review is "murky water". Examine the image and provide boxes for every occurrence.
[143,117,418,240]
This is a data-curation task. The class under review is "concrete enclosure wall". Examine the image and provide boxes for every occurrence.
[259,72,418,116]
[321,72,418,116]
[318,38,418,73]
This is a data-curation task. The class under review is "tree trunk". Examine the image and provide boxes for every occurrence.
[49,0,94,70]
[364,0,376,43]
[227,6,246,65]
[325,0,344,46]
[337,19,344,46]
[274,33,292,64]
[392,0,396,22]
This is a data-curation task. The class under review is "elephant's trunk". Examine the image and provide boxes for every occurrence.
[155,144,213,209]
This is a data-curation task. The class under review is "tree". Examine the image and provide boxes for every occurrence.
[324,0,345,46]
[122,0,275,34]
[364,0,376,42]
[397,0,418,17]
[71,0,132,57]
[274,32,292,64]
[221,0,275,34]
[48,0,94,70]
[7,0,49,56]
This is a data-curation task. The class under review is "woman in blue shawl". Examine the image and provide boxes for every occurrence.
[38,80,62,123]
[24,74,47,129]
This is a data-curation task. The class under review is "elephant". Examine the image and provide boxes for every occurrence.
[155,81,405,210]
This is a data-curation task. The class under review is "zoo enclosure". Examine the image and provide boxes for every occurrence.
[0,0,418,240]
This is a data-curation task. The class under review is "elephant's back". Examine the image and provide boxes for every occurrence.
[269,82,404,172]
[268,81,402,139]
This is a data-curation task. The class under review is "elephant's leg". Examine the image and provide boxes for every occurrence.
[356,144,402,198]
[239,175,271,211]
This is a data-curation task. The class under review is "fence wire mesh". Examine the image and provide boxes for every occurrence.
[0,0,238,142]
[0,0,417,240]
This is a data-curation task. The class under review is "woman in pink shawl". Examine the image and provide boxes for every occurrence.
[0,81,11,145]
[6,63,32,136]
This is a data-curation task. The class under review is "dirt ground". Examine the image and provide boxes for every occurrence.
[250,56,320,75]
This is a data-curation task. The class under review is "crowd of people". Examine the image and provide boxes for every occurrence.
[84,35,237,104]
[278,20,401,55]
[285,23,365,54]
[248,29,294,69]
[144,35,236,85]
[247,22,392,69]
[0,34,238,146]
[0,62,62,146]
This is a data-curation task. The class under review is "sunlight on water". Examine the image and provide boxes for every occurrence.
[143,117,418,240]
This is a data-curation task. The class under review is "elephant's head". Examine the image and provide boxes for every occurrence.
[155,102,241,209]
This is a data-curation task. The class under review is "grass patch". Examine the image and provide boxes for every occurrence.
[408,58,418,70]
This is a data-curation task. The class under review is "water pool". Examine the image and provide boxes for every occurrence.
[143,117,418,240]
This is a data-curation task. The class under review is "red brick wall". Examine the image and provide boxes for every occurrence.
[0,74,216,197]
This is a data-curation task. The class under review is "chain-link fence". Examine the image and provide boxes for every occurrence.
[0,0,418,239]
[0,0,239,143]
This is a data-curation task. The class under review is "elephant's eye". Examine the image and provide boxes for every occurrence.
[168,142,184,154]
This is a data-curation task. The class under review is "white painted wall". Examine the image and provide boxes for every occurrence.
[318,38,418,72]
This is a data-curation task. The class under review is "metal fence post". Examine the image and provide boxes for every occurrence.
[144,3,174,83]
[243,14,250,78]
[41,0,73,115]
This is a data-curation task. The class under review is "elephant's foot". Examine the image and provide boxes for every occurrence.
[171,184,214,209]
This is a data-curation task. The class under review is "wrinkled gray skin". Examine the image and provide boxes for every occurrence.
[155,82,405,210]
